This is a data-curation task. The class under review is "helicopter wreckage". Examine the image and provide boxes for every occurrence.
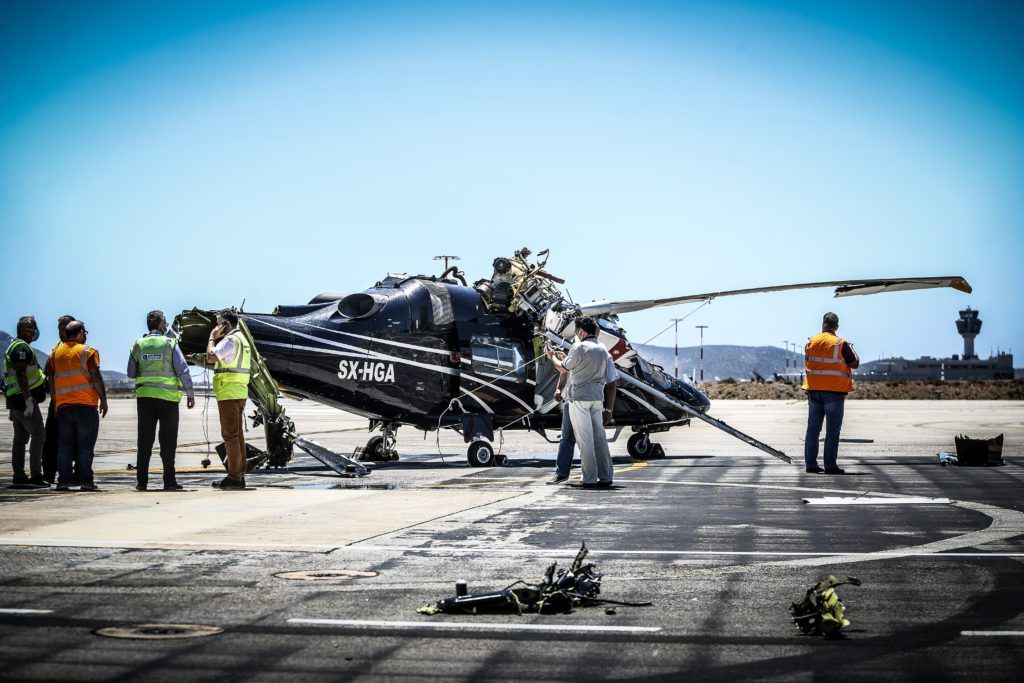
[173,249,971,476]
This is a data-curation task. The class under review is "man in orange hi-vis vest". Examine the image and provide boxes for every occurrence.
[46,320,108,491]
[802,312,859,474]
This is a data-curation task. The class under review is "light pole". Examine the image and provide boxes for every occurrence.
[695,325,709,383]
[783,339,790,373]
[670,318,685,378]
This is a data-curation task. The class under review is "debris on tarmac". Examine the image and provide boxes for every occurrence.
[790,575,862,638]
[417,542,652,616]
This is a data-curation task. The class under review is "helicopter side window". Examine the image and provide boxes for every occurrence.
[470,336,526,383]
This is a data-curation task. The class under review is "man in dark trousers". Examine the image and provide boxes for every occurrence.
[802,312,859,474]
[127,310,195,491]
[42,315,75,483]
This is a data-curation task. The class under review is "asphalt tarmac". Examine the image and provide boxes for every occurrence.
[1,398,1022,681]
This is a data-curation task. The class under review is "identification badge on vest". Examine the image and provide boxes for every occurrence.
[142,354,163,361]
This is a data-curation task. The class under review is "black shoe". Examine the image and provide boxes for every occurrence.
[136,484,148,491]
[546,475,569,485]
[80,484,100,491]
[596,480,614,488]
[569,481,600,489]
[824,468,845,475]
[12,476,29,486]
[805,466,824,473]
[29,478,50,488]
[213,478,246,489]
[54,484,70,491]
[163,483,184,491]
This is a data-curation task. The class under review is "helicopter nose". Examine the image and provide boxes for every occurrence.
[672,378,711,412]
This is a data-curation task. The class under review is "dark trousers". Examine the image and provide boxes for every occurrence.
[804,390,846,470]
[218,399,247,481]
[136,397,180,487]
[43,400,78,483]
[555,402,575,478]
[57,404,99,487]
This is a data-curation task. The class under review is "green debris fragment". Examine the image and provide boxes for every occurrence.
[790,575,862,638]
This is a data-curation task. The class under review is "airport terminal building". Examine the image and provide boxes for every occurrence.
[856,308,1015,381]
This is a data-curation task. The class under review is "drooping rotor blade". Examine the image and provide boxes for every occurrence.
[577,276,972,317]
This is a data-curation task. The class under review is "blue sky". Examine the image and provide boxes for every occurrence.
[2,0,1021,371]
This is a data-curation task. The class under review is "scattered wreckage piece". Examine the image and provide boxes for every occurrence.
[417,542,651,616]
[790,575,862,637]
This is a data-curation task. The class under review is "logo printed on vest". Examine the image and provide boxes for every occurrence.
[337,360,395,383]
[141,354,163,361]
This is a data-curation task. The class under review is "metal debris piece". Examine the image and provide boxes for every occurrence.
[417,542,651,616]
[790,575,862,637]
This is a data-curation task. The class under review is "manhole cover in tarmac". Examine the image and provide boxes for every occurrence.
[94,624,223,640]
[275,569,379,581]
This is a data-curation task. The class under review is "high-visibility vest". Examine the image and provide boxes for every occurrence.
[3,338,46,397]
[213,329,251,401]
[802,332,854,393]
[131,334,183,402]
[53,342,100,408]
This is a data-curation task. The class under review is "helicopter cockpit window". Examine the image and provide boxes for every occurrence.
[470,336,527,383]
[636,356,674,391]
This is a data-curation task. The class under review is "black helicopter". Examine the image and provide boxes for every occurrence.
[173,248,970,473]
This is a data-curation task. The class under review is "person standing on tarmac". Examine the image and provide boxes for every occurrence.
[41,315,76,484]
[127,310,196,491]
[205,311,252,490]
[802,312,859,475]
[3,316,48,487]
[547,337,618,485]
[547,316,615,488]
[47,320,107,491]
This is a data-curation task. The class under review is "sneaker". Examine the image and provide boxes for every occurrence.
[824,468,846,475]
[569,481,600,489]
[80,484,100,492]
[54,484,70,492]
[136,484,148,491]
[546,475,569,485]
[805,466,824,473]
[163,483,184,491]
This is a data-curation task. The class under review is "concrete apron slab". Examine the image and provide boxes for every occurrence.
[0,488,522,552]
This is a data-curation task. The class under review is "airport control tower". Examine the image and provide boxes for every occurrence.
[955,307,982,360]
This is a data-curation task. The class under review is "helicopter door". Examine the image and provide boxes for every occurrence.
[457,324,532,414]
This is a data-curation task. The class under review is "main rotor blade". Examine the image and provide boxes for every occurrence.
[578,276,972,317]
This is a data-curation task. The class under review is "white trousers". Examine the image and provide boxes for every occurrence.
[568,400,613,484]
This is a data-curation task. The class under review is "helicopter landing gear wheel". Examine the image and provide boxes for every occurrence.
[363,424,400,462]
[627,432,652,459]
[467,441,496,467]
[363,436,387,461]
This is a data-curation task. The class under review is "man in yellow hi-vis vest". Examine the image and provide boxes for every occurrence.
[206,310,251,489]
[802,312,859,474]
[127,310,195,491]
[4,316,48,487]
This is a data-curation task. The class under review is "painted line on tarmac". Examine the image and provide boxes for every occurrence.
[960,631,1024,637]
[421,462,648,489]
[622,479,1024,571]
[288,618,661,634]
[1,537,1021,558]
[0,608,53,615]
